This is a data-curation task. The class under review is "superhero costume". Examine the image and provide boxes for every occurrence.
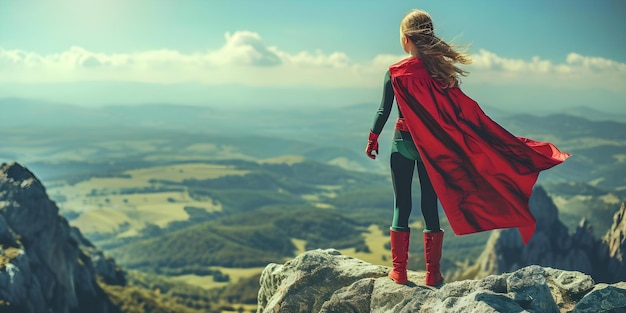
[368,57,570,286]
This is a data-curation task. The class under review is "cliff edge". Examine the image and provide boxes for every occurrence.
[0,162,125,313]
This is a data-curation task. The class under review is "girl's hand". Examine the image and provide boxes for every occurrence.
[366,131,380,159]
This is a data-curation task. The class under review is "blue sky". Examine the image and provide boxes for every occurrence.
[1,0,624,112]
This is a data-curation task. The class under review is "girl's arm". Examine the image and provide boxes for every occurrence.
[371,70,395,134]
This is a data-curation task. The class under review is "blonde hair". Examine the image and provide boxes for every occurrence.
[401,9,472,87]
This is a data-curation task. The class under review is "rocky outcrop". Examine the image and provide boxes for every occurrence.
[257,249,626,313]
[0,162,125,313]
[604,203,626,280]
[459,186,625,283]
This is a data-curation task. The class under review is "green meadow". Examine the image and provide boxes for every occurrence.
[49,163,248,235]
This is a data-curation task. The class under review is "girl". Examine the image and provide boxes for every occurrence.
[366,9,570,286]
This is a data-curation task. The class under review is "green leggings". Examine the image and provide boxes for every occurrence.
[390,139,440,232]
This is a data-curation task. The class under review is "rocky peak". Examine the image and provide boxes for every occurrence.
[4,162,37,183]
[529,186,559,232]
[1,162,57,240]
[604,203,626,280]
[0,162,124,313]
[605,203,626,260]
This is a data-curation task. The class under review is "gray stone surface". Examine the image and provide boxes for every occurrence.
[258,249,625,313]
[572,283,626,313]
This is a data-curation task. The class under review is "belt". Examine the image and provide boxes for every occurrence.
[394,118,410,132]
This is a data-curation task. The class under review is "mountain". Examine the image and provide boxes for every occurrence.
[0,98,218,129]
[551,106,626,123]
[0,98,114,128]
[454,186,626,284]
[0,162,125,313]
[499,113,626,142]
[256,248,625,313]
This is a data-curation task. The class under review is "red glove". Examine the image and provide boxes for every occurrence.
[366,131,379,160]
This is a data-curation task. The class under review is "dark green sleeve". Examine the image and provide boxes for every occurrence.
[370,70,394,134]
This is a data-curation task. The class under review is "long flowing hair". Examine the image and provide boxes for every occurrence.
[401,9,472,87]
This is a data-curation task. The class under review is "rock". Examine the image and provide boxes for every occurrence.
[257,249,619,313]
[0,162,123,313]
[69,226,126,286]
[605,203,626,262]
[257,249,389,313]
[546,267,595,305]
[572,283,626,313]
[506,266,560,312]
[604,203,626,279]
[529,185,559,232]
[0,214,18,247]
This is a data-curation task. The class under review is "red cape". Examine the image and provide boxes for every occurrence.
[389,57,570,244]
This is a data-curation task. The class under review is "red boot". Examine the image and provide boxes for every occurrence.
[388,229,410,284]
[424,230,444,286]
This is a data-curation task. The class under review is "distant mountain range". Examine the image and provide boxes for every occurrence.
[2,97,625,131]
[3,97,625,185]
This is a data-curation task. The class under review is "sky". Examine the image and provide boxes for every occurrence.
[0,0,625,113]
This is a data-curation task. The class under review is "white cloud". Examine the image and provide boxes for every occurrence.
[471,49,626,75]
[208,31,282,67]
[272,49,351,68]
[0,31,624,92]
[466,49,626,92]
[566,53,626,72]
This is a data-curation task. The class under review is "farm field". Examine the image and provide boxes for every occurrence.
[49,163,249,235]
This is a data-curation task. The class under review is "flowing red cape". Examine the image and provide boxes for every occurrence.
[389,57,570,244]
